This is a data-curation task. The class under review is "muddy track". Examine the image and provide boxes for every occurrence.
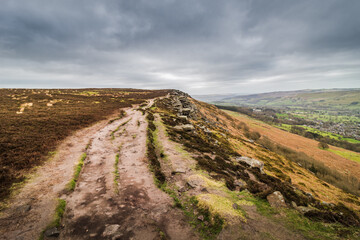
[61,101,197,240]
[0,100,197,240]
[0,110,122,240]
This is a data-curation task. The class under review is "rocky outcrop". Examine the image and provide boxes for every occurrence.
[169,90,198,119]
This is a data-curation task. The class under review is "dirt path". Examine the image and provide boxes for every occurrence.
[0,100,197,240]
[60,102,197,239]
[0,110,122,240]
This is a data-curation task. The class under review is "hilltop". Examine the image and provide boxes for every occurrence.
[0,89,359,240]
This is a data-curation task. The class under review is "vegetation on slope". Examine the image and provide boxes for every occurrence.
[0,88,169,200]
[150,92,360,239]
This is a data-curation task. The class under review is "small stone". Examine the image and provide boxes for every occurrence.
[291,201,297,208]
[103,224,121,237]
[197,215,204,221]
[44,227,60,237]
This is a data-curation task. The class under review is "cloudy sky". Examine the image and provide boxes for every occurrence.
[0,0,359,94]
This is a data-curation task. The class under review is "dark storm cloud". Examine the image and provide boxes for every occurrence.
[0,0,359,93]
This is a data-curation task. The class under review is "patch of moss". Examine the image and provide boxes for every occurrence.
[38,198,66,240]
[196,193,246,223]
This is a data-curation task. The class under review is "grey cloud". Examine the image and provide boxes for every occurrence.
[0,0,359,94]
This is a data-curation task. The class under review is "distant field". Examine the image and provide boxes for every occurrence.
[279,124,360,144]
[328,149,360,163]
[216,89,360,110]
[0,88,169,200]
[224,110,360,179]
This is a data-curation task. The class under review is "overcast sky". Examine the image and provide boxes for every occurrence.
[0,0,359,94]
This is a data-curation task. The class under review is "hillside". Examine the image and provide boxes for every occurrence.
[0,90,359,240]
[215,89,360,110]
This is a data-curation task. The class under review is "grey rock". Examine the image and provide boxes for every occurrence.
[236,156,265,174]
[103,224,121,237]
[297,206,313,214]
[266,191,287,208]
[178,115,188,121]
[174,124,194,131]
[291,201,297,208]
[186,178,203,188]
[198,215,204,221]
[44,227,60,237]
[182,124,194,131]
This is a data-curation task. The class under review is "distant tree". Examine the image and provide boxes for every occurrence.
[318,141,329,150]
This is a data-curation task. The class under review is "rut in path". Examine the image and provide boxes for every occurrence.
[0,111,115,240]
[60,105,197,240]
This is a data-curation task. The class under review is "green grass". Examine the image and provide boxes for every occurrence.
[67,153,86,191]
[114,153,120,193]
[38,198,66,240]
[328,149,360,163]
[110,118,132,140]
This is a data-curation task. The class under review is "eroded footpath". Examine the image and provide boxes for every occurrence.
[0,100,197,240]
[60,103,197,240]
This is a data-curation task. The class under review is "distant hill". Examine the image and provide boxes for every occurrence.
[192,93,241,102]
[215,89,360,110]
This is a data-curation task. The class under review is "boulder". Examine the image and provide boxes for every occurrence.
[174,124,194,131]
[236,156,264,174]
[266,191,287,208]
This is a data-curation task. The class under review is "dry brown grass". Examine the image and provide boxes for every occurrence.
[0,88,169,200]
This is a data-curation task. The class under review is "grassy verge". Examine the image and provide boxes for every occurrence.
[67,153,86,191]
[146,111,224,239]
[38,198,66,240]
[114,153,120,194]
[146,111,166,187]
